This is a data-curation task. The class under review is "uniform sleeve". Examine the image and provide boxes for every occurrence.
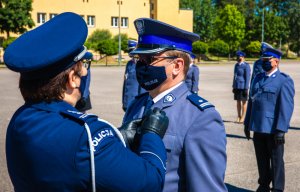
[184,109,227,192]
[192,66,199,93]
[245,64,251,89]
[244,96,252,128]
[75,121,166,192]
[251,61,257,82]
[276,77,295,132]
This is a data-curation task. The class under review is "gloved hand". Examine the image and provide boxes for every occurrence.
[119,119,142,149]
[140,107,169,138]
[244,125,250,140]
[274,131,285,145]
[243,89,248,97]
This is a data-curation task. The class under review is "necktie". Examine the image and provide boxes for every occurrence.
[143,97,153,115]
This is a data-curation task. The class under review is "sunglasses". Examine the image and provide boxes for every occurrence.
[134,55,178,65]
[81,59,91,69]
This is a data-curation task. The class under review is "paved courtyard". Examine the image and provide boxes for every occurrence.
[0,61,299,191]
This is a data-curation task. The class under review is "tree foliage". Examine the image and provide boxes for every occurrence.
[86,29,112,51]
[0,0,34,38]
[208,39,229,56]
[192,41,208,55]
[215,4,245,56]
[113,33,129,52]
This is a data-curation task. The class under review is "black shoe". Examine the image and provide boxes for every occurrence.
[256,185,270,192]
[271,189,283,192]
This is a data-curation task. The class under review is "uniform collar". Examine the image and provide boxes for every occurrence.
[28,100,76,113]
[153,82,189,109]
[265,67,278,77]
[152,82,183,103]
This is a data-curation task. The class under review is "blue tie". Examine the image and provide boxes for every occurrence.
[143,98,153,115]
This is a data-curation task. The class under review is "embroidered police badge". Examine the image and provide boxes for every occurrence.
[163,93,176,103]
[135,20,145,35]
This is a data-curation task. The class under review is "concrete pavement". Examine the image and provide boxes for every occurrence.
[0,61,299,191]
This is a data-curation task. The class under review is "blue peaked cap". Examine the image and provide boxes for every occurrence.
[130,18,200,55]
[4,12,92,79]
[236,51,246,57]
[261,47,282,59]
[128,40,137,50]
[261,42,273,52]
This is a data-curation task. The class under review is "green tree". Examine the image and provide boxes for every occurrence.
[192,41,208,54]
[86,29,112,51]
[180,0,216,42]
[0,0,34,38]
[208,39,229,57]
[245,41,260,57]
[287,1,300,56]
[215,4,245,58]
[113,33,128,52]
[96,39,118,64]
[2,36,16,50]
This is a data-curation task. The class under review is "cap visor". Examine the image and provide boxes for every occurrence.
[129,47,167,55]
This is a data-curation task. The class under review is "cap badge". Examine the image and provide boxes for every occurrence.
[136,20,145,35]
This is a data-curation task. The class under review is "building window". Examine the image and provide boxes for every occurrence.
[111,17,118,27]
[49,13,58,19]
[87,15,95,27]
[37,13,46,24]
[121,17,128,28]
[150,3,154,10]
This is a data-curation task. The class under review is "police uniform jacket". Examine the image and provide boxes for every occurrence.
[123,83,227,192]
[232,62,251,90]
[122,59,146,110]
[244,70,295,134]
[185,64,199,93]
[6,100,166,192]
[251,59,264,83]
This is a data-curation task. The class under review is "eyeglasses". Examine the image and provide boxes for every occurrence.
[134,55,178,65]
[81,59,91,69]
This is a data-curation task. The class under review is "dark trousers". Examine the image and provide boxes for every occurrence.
[253,132,285,191]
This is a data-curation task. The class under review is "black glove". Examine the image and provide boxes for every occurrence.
[119,119,142,149]
[243,89,248,97]
[140,107,169,138]
[232,88,235,93]
[274,131,285,145]
[244,125,250,140]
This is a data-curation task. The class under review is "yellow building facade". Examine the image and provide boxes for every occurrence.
[29,0,193,39]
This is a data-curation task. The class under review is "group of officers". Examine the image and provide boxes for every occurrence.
[3,12,295,192]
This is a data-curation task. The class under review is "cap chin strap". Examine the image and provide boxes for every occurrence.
[74,46,87,62]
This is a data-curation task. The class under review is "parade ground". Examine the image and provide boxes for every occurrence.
[0,61,299,192]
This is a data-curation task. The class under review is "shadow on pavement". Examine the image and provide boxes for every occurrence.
[290,126,300,130]
[226,134,252,140]
[226,183,254,192]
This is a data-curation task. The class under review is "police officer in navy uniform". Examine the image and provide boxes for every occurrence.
[122,40,146,111]
[75,53,92,112]
[123,18,227,192]
[232,51,251,123]
[185,54,199,94]
[251,42,273,84]
[244,47,295,192]
[4,12,169,192]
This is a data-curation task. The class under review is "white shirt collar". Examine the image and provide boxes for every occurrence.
[152,82,183,103]
[266,68,278,77]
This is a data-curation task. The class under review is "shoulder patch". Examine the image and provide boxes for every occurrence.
[92,128,115,152]
[60,110,97,124]
[187,94,214,111]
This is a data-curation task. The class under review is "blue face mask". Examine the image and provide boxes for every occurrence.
[136,60,167,91]
[262,60,273,72]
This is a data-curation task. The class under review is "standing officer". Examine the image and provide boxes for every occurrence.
[123,18,227,192]
[122,40,146,111]
[4,12,169,192]
[75,53,92,112]
[185,54,199,94]
[244,47,295,192]
[251,42,273,83]
[232,51,251,123]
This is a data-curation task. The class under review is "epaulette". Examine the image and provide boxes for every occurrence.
[187,94,214,111]
[135,91,149,99]
[60,110,97,124]
[280,72,289,78]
